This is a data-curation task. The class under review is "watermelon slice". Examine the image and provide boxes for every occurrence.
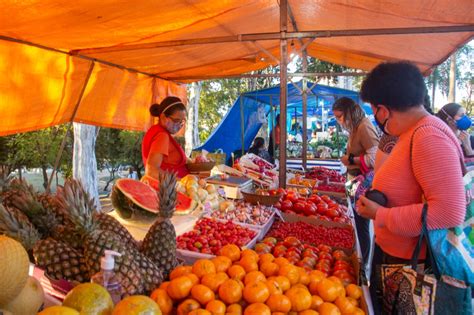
[111,178,197,219]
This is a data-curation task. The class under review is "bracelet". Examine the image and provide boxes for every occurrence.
[348,153,355,165]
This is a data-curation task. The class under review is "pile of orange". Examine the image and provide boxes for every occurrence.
[151,244,365,315]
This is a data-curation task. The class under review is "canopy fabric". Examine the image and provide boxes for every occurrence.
[197,81,364,161]
[0,0,472,134]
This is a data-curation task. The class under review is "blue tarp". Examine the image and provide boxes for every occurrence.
[196,81,371,162]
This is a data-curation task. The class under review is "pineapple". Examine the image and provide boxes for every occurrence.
[95,213,138,249]
[141,171,178,277]
[0,204,89,283]
[8,184,83,250]
[60,179,163,295]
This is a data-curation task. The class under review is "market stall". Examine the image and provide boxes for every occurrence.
[0,1,473,314]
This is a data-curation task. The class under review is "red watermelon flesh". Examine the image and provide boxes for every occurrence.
[115,178,158,213]
[115,178,194,214]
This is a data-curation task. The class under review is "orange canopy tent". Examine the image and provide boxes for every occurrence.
[0,0,473,136]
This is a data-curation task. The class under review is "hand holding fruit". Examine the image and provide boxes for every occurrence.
[356,195,380,220]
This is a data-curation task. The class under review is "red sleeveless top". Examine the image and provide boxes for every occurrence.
[142,124,189,178]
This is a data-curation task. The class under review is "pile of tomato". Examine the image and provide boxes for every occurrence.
[266,221,354,250]
[177,218,257,254]
[275,190,351,224]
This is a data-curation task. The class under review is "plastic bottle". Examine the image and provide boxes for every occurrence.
[91,250,122,304]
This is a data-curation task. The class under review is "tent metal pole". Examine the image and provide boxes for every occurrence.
[302,50,308,170]
[279,0,288,188]
[172,72,366,81]
[240,86,245,156]
[74,25,474,53]
[46,62,95,193]
[270,99,276,159]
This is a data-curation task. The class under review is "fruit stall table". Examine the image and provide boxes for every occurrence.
[286,158,344,172]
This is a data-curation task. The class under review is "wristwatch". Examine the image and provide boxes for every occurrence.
[348,153,355,165]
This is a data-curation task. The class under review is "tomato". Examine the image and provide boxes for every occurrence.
[293,202,306,214]
[283,236,302,248]
[308,195,322,204]
[316,203,328,215]
[317,244,332,253]
[273,245,288,257]
[303,203,317,216]
[274,201,282,209]
[326,209,340,218]
[281,200,293,211]
[302,248,318,259]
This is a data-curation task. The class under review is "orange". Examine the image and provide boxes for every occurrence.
[243,281,270,303]
[226,303,243,314]
[189,309,212,315]
[167,275,194,300]
[218,279,242,304]
[239,256,259,273]
[326,278,344,298]
[258,253,275,265]
[318,302,341,315]
[265,279,283,295]
[353,307,365,315]
[278,264,300,285]
[191,284,215,305]
[212,256,232,273]
[219,244,241,262]
[285,287,312,312]
[309,270,326,283]
[244,271,266,285]
[311,295,324,311]
[193,259,217,278]
[160,281,170,291]
[171,265,192,280]
[292,284,310,291]
[297,268,310,286]
[345,284,362,300]
[274,276,291,292]
[347,297,359,307]
[244,303,271,315]
[260,262,279,277]
[273,257,290,267]
[201,272,228,292]
[327,276,342,285]
[205,300,226,314]
[316,279,340,302]
[241,249,259,262]
[266,294,291,313]
[177,299,200,315]
[187,273,200,286]
[334,296,356,314]
[299,310,319,315]
[227,265,246,281]
[150,288,173,314]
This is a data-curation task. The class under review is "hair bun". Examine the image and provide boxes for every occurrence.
[149,103,161,117]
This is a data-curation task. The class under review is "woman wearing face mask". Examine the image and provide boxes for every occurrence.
[436,103,473,158]
[142,96,189,182]
[332,97,379,266]
[357,61,466,313]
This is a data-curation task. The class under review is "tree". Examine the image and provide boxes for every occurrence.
[185,82,202,155]
[96,128,123,191]
[119,130,144,178]
[426,44,473,106]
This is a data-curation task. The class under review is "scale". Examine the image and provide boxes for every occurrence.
[206,175,253,199]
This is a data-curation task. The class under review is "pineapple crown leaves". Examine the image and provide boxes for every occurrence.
[0,203,40,251]
[158,170,177,219]
[59,179,98,235]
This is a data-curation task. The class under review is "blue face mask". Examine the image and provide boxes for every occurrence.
[456,115,472,130]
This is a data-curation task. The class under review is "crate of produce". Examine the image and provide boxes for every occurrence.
[240,187,282,206]
[206,200,276,240]
[176,218,259,265]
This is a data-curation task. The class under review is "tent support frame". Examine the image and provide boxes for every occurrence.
[279,0,288,188]
[73,25,474,54]
[46,62,95,193]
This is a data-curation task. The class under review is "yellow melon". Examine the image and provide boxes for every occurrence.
[112,295,161,315]
[2,276,44,314]
[0,235,30,305]
[63,283,113,315]
[39,306,80,315]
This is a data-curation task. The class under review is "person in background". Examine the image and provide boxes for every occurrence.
[141,96,189,187]
[436,103,473,158]
[268,114,280,158]
[127,167,138,180]
[248,137,273,163]
[357,61,465,313]
[332,97,379,266]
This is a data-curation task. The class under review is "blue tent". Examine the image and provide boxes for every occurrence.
[196,81,371,162]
